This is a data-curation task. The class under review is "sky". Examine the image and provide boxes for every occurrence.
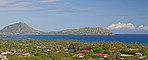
[0,0,148,33]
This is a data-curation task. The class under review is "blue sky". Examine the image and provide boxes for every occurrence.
[0,0,148,32]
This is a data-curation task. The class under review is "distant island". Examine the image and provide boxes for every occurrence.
[48,27,114,35]
[0,22,114,35]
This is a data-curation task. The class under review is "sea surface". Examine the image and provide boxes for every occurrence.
[0,34,148,44]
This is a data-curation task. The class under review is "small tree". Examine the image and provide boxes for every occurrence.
[116,52,121,59]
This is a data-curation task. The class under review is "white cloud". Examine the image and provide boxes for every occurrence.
[40,0,60,3]
[48,8,76,12]
[80,8,93,11]
[107,22,148,31]
[0,0,91,12]
[0,0,21,6]
[0,6,41,11]
[48,8,66,12]
[137,25,148,30]
[107,22,135,30]
[0,0,61,11]
[107,22,148,34]
[12,2,32,6]
[137,25,143,30]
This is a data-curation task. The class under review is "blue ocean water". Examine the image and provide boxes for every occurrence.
[0,34,148,44]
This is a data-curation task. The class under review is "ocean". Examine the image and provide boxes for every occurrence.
[0,34,148,44]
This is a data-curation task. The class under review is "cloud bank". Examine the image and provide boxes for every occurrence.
[107,22,135,30]
[137,25,148,30]
[107,22,148,30]
[107,22,148,34]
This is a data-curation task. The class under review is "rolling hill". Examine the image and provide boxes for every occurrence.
[48,27,114,35]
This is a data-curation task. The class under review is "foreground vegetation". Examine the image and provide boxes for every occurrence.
[0,39,147,60]
[0,35,6,37]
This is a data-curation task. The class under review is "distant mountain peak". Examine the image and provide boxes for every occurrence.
[0,22,41,34]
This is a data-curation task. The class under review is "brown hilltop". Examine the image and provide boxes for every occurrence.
[0,22,42,35]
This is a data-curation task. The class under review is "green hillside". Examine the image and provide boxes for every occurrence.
[48,27,114,35]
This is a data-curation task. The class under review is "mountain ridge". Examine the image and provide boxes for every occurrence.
[0,22,114,35]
